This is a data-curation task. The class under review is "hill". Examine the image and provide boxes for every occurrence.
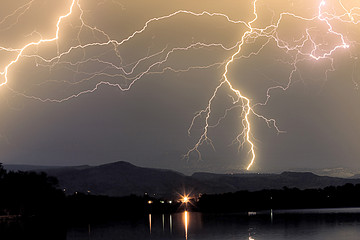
[31,161,360,197]
[192,171,360,191]
[44,161,208,197]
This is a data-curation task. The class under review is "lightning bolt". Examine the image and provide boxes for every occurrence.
[0,0,358,170]
[184,0,259,170]
[1,0,77,88]
[185,0,355,170]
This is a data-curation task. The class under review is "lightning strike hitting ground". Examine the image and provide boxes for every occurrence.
[0,0,358,170]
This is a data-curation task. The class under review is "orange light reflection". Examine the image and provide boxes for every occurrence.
[149,214,152,234]
[184,211,189,240]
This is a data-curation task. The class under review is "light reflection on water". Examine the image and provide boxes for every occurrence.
[169,214,172,234]
[184,211,188,240]
[51,208,360,239]
[148,214,152,234]
[146,211,196,239]
[3,209,360,239]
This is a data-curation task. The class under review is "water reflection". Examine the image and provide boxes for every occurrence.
[169,214,172,234]
[4,208,359,240]
[88,224,91,239]
[184,211,189,240]
[148,214,152,234]
[148,213,175,236]
[162,214,164,232]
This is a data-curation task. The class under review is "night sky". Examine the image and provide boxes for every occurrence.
[0,0,360,173]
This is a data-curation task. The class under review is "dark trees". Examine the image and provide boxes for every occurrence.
[0,163,65,217]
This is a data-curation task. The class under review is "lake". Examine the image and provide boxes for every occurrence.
[65,208,360,240]
[2,208,360,239]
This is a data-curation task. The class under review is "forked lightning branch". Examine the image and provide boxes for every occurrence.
[0,0,357,169]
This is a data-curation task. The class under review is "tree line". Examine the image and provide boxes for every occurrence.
[197,184,360,213]
[0,163,177,221]
[2,162,360,219]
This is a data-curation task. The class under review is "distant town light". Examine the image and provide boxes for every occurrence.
[148,200,153,204]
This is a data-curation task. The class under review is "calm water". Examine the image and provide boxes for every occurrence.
[66,208,360,240]
[2,208,360,239]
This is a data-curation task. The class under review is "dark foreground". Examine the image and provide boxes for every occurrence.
[2,209,360,240]
[2,163,360,239]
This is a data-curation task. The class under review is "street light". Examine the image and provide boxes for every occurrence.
[181,195,191,211]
